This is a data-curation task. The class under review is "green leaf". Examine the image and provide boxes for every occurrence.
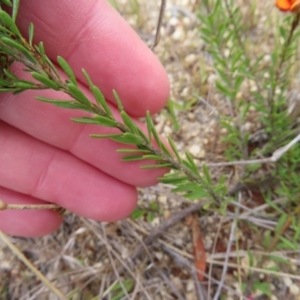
[141,163,171,169]
[202,164,211,184]
[12,0,19,22]
[82,69,93,87]
[159,175,188,184]
[35,42,47,62]
[110,133,142,144]
[113,89,123,111]
[131,208,146,219]
[121,111,138,134]
[72,116,117,127]
[142,154,164,160]
[145,111,153,141]
[91,133,123,139]
[166,99,180,130]
[67,83,91,106]
[185,151,199,175]
[168,137,181,162]
[13,81,37,89]
[91,133,142,145]
[91,85,112,117]
[44,55,60,78]
[3,68,18,80]
[172,182,200,192]
[275,213,288,235]
[36,97,87,110]
[117,148,150,154]
[57,56,76,85]
[0,88,15,93]
[135,127,148,143]
[183,189,209,200]
[31,72,59,90]
[28,22,34,46]
[1,37,35,62]
[0,10,21,37]
[121,155,145,161]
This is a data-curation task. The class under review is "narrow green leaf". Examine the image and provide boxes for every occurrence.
[172,182,199,192]
[135,127,148,142]
[141,163,171,169]
[121,155,145,161]
[91,133,123,139]
[150,118,162,149]
[57,56,76,85]
[167,99,180,130]
[117,148,150,153]
[28,22,34,46]
[91,133,142,145]
[185,151,199,175]
[72,116,117,127]
[168,137,181,162]
[0,10,21,37]
[36,97,87,110]
[82,69,93,87]
[183,189,209,200]
[71,117,99,124]
[44,56,60,78]
[0,88,15,92]
[278,237,298,250]
[12,0,19,22]
[3,68,18,80]
[142,154,164,160]
[37,41,45,56]
[13,81,36,89]
[1,37,35,62]
[146,111,153,141]
[67,83,91,106]
[202,164,211,184]
[159,176,188,184]
[275,214,288,234]
[110,133,142,144]
[31,72,59,90]
[121,111,137,134]
[113,89,123,111]
[91,85,112,117]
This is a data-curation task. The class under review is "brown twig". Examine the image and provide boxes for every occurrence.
[0,199,61,210]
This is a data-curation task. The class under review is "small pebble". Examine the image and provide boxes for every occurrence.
[172,27,184,41]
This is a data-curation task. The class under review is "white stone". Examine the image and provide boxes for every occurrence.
[172,27,184,41]
[184,53,197,66]
[189,144,201,156]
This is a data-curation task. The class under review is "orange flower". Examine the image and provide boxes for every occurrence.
[276,0,300,12]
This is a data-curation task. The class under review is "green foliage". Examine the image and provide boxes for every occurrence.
[0,0,227,214]
[196,0,300,295]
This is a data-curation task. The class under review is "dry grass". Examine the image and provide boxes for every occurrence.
[1,0,300,299]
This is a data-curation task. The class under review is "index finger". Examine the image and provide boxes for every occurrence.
[16,0,170,116]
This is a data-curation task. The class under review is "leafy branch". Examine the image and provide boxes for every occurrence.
[0,0,226,211]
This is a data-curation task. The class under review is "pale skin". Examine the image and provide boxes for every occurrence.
[0,0,170,237]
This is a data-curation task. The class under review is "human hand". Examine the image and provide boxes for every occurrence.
[0,0,169,237]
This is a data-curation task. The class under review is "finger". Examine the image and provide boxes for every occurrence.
[16,0,170,116]
[0,121,138,221]
[0,186,63,237]
[0,64,168,187]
